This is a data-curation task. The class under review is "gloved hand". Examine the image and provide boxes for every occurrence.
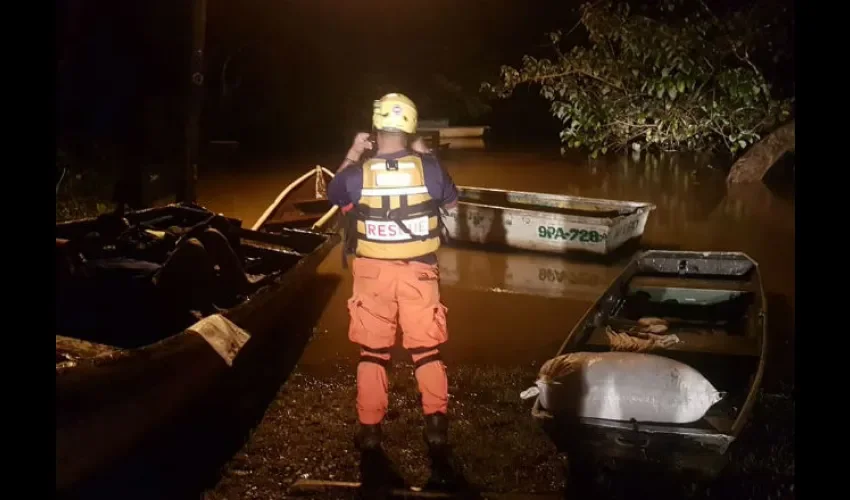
[346,132,373,162]
[411,137,432,154]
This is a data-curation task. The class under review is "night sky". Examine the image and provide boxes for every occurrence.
[57,0,581,153]
[56,0,792,154]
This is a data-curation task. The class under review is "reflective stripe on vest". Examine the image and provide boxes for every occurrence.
[355,155,441,260]
[360,186,429,197]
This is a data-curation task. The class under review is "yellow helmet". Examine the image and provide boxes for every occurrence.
[372,93,417,134]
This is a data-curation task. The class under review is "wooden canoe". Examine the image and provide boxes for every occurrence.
[530,250,767,477]
[442,187,655,256]
[252,165,339,233]
[56,180,339,491]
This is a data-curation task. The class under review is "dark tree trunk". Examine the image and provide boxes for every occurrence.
[726,120,795,184]
[178,0,207,204]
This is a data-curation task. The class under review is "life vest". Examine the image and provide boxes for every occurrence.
[353,154,441,260]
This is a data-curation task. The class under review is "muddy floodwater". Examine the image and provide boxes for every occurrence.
[199,148,794,388]
[192,148,794,498]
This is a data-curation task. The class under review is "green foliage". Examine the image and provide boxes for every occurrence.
[482,0,793,157]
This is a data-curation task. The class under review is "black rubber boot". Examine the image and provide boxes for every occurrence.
[424,413,465,492]
[423,412,449,450]
[355,423,382,451]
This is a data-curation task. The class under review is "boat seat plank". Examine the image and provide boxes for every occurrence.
[608,317,730,330]
[586,326,761,357]
[703,415,735,434]
[628,276,755,292]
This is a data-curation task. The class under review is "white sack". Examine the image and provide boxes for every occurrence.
[535,351,723,424]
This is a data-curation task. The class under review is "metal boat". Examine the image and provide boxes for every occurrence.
[442,187,655,255]
[56,170,340,492]
[530,250,767,476]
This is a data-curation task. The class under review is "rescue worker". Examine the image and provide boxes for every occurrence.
[327,93,458,452]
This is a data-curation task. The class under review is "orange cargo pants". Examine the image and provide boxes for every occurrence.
[347,257,449,425]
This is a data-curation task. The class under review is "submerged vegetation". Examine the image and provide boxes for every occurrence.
[55,148,173,221]
[56,150,115,221]
[483,0,795,159]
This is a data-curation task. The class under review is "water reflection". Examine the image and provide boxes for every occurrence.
[442,137,486,150]
[438,247,624,302]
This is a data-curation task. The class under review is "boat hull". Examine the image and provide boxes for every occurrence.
[442,187,655,255]
[55,204,338,492]
[418,126,489,138]
[530,250,767,477]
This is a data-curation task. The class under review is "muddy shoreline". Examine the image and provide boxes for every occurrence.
[67,355,793,499]
[203,359,793,499]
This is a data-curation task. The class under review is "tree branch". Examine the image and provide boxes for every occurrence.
[530,67,624,91]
